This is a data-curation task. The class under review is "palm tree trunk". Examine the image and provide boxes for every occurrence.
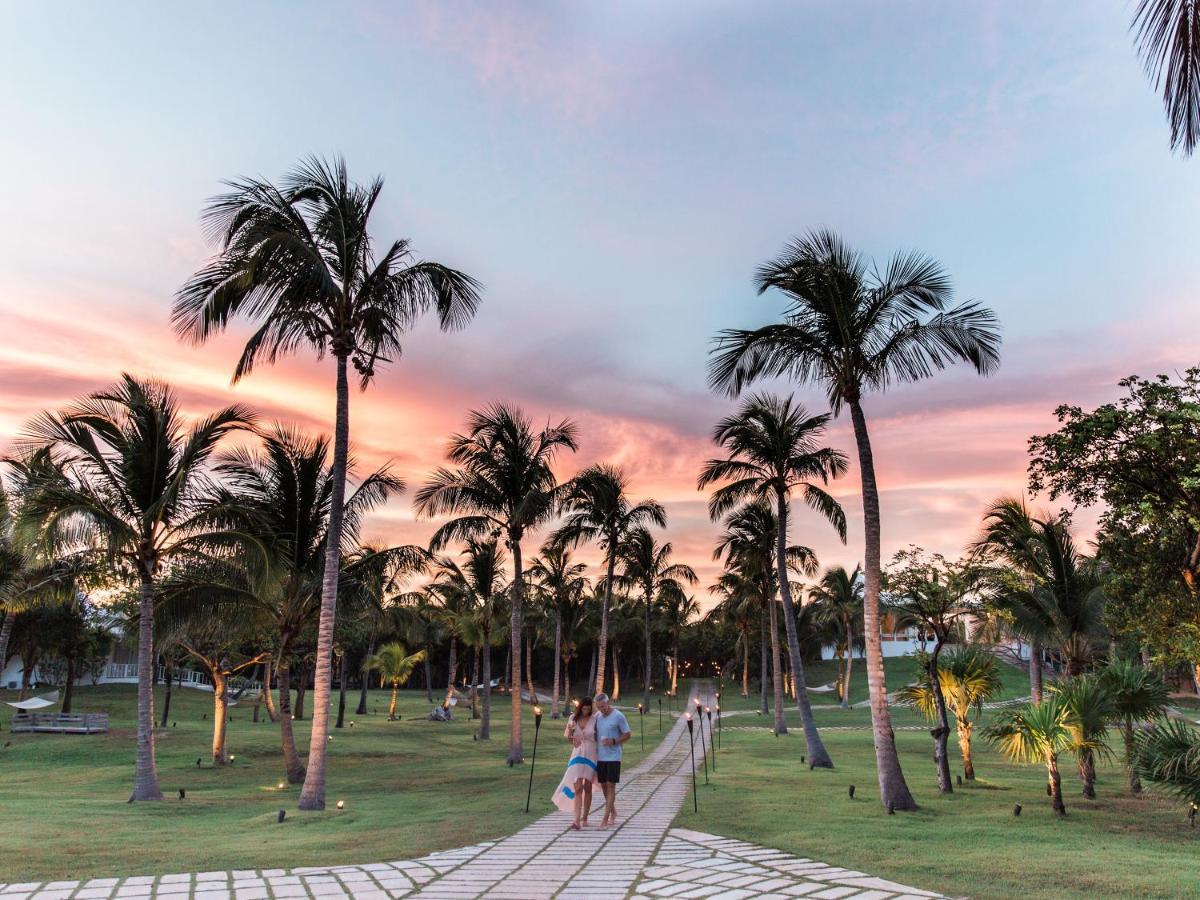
[612,645,621,702]
[595,547,616,694]
[525,634,536,704]
[848,399,917,811]
[767,593,786,735]
[130,570,163,801]
[356,634,375,716]
[741,633,750,697]
[671,640,680,694]
[759,611,770,715]
[470,647,480,719]
[335,652,348,729]
[508,534,525,764]
[277,659,305,783]
[61,657,76,714]
[587,644,597,696]
[1030,642,1043,702]
[774,491,832,767]
[1048,755,1066,815]
[481,630,492,740]
[551,607,562,719]
[263,658,278,723]
[643,587,653,710]
[842,648,853,709]
[294,664,307,720]
[0,610,13,682]
[298,351,350,811]
[1123,721,1141,794]
[212,667,229,765]
[958,719,975,780]
[928,641,952,792]
[389,682,399,720]
[446,637,458,704]
[160,662,173,727]
[1079,749,1097,798]
[423,651,433,704]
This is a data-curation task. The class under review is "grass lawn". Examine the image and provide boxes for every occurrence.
[0,683,649,882]
[679,682,1200,899]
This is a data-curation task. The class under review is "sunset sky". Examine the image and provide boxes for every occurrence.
[2,2,1197,600]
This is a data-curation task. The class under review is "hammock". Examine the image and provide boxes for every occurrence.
[5,691,59,710]
[809,682,838,693]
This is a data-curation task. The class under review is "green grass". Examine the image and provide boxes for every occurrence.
[680,701,1200,899]
[0,684,649,882]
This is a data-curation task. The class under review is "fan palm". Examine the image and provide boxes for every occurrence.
[985,695,1076,815]
[1053,675,1115,799]
[415,403,578,764]
[1133,719,1200,806]
[173,156,479,810]
[362,643,427,720]
[615,526,697,709]
[1100,656,1170,794]
[529,543,588,718]
[897,647,1002,780]
[12,375,255,801]
[552,464,665,696]
[1131,0,1200,155]
[709,230,1000,808]
[809,566,863,708]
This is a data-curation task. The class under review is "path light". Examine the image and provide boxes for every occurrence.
[178,789,186,800]
[525,706,543,813]
[277,809,286,823]
[686,714,698,813]
[1013,803,1022,817]
[277,781,286,790]
[697,704,709,785]
[706,708,715,772]
[336,800,344,810]
[229,755,235,763]
[715,705,721,750]
[848,784,855,799]
[637,703,645,752]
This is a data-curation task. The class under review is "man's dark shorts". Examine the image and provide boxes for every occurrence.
[597,761,622,784]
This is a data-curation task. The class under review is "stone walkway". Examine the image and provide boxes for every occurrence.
[1,685,947,900]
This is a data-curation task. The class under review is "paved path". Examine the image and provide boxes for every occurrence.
[1,684,947,900]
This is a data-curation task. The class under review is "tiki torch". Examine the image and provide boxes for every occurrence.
[696,699,709,784]
[524,706,542,813]
[686,713,697,812]
[637,703,645,751]
[706,707,715,772]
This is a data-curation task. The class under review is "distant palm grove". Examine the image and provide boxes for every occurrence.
[5,155,1200,826]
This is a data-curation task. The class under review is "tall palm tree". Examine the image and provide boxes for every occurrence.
[615,526,697,709]
[809,566,864,708]
[415,404,578,764]
[1131,0,1200,155]
[362,642,426,720]
[552,465,665,696]
[985,695,1076,815]
[13,375,255,801]
[660,590,699,696]
[709,230,1001,809]
[713,501,817,738]
[1100,656,1169,794]
[897,646,1002,781]
[700,394,845,768]
[173,156,479,810]
[707,575,758,698]
[529,544,588,719]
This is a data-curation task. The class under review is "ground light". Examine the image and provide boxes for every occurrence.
[336,800,344,810]
[686,714,698,813]
[525,706,543,813]
[637,703,645,751]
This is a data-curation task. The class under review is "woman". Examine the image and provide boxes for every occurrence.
[552,695,598,828]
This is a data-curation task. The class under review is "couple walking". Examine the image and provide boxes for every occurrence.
[551,692,631,829]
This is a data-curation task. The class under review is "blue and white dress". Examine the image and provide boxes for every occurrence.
[552,714,598,812]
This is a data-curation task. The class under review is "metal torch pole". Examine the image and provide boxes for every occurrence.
[686,714,698,812]
[524,706,542,813]
[695,699,708,784]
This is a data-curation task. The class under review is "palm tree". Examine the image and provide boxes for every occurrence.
[897,646,1002,780]
[552,465,665,696]
[214,424,421,783]
[809,566,863,708]
[13,375,255,801]
[707,575,758,698]
[700,395,844,769]
[362,642,427,720]
[1132,719,1200,807]
[1100,656,1169,794]
[173,156,479,810]
[529,544,588,718]
[985,695,1076,815]
[615,526,697,709]
[415,404,578,764]
[710,230,1000,809]
[1054,675,1115,799]
[1131,0,1200,155]
[660,590,699,696]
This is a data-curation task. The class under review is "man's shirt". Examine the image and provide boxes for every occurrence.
[596,708,630,761]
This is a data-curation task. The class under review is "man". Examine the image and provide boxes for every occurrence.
[593,692,631,828]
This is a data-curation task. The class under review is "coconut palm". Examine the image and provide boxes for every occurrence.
[615,526,697,709]
[415,403,578,764]
[985,695,1076,815]
[809,566,863,708]
[529,544,588,718]
[173,156,479,810]
[700,393,843,769]
[898,646,1002,780]
[660,590,699,696]
[707,575,758,697]
[1131,0,1200,155]
[1133,719,1200,806]
[710,230,1000,808]
[363,642,427,720]
[1054,675,1115,799]
[552,465,665,696]
[1100,656,1170,794]
[13,375,254,801]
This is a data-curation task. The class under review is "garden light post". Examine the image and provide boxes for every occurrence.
[686,713,698,812]
[637,703,645,751]
[706,707,715,771]
[524,706,542,813]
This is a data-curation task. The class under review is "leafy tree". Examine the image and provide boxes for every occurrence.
[986,695,1076,815]
[709,230,1000,809]
[1131,0,1200,155]
[174,156,479,810]
[1100,656,1170,794]
[362,642,427,720]
[416,403,578,764]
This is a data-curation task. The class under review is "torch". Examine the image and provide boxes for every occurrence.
[695,698,709,784]
[637,703,645,752]
[524,706,542,813]
[706,707,715,772]
[686,713,698,812]
[716,704,722,750]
